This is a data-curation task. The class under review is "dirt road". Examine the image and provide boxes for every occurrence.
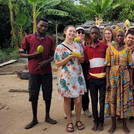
[0,74,134,134]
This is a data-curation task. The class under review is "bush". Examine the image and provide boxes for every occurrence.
[0,4,11,49]
[0,48,19,63]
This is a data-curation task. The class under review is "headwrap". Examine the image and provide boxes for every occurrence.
[113,27,125,36]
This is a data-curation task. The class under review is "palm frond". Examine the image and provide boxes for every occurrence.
[43,9,68,16]
[41,0,61,8]
[27,0,38,4]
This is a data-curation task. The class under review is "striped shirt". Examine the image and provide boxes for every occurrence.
[84,41,108,79]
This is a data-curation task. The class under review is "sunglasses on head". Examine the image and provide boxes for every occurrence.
[78,31,85,34]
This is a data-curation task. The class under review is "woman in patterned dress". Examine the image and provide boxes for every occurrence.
[54,25,86,132]
[104,30,134,134]
[125,29,134,121]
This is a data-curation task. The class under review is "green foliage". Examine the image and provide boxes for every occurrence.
[35,0,67,17]
[118,2,134,21]
[0,0,33,48]
[0,48,19,63]
[46,0,88,34]
[43,9,68,16]
[0,4,11,49]
[2,0,134,51]
[1,39,11,49]
[75,5,94,20]
[27,0,38,3]
[104,0,134,21]
[26,0,68,33]
[16,8,28,27]
[79,0,123,20]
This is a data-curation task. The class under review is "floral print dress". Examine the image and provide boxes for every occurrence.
[54,42,87,98]
[104,45,134,118]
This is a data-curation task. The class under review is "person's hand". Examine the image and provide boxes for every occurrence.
[77,56,84,64]
[38,60,49,69]
[69,53,77,59]
[32,51,42,58]
[129,45,134,52]
[130,82,134,91]
[106,82,111,91]
[124,22,129,31]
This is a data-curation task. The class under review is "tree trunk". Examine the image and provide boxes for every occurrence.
[33,3,36,34]
[8,0,16,46]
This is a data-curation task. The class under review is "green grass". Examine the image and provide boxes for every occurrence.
[0,47,19,63]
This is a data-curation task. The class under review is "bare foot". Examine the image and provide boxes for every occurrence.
[108,125,116,134]
[98,123,104,131]
[91,123,98,131]
[123,125,130,134]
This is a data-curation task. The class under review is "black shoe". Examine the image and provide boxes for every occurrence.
[25,120,38,129]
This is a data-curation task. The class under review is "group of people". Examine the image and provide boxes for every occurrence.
[19,17,134,134]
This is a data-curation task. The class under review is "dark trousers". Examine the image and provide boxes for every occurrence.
[29,74,52,102]
[88,78,106,124]
[82,88,89,111]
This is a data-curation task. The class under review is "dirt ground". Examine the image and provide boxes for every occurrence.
[0,65,134,134]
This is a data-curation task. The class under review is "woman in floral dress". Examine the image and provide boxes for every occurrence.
[54,25,86,132]
[104,30,134,134]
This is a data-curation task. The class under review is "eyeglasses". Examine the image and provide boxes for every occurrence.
[78,31,85,34]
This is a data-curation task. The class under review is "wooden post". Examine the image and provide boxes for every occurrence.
[56,21,58,45]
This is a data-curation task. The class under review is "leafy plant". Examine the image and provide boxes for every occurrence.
[0,3,11,49]
[0,48,19,63]
[27,0,68,33]
[118,1,134,21]
[0,0,32,48]
[79,0,123,20]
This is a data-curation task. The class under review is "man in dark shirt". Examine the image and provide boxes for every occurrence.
[19,17,57,129]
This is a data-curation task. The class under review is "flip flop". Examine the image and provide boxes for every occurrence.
[76,121,84,130]
[66,122,74,132]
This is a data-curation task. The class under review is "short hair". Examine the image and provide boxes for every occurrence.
[36,17,48,24]
[90,26,100,33]
[125,29,134,37]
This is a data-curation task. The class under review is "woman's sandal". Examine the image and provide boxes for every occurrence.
[76,121,84,130]
[66,122,74,132]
